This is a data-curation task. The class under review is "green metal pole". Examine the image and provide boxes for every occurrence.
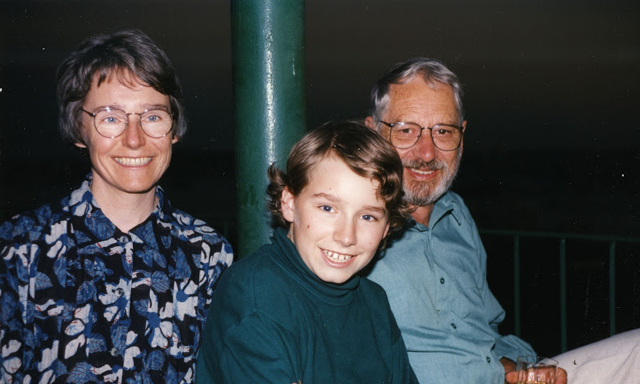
[231,0,306,259]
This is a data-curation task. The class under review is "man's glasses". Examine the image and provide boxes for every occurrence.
[81,107,174,139]
[379,121,463,151]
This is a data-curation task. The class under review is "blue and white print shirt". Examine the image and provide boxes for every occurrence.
[0,176,233,384]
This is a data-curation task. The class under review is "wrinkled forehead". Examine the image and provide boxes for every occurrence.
[386,78,458,118]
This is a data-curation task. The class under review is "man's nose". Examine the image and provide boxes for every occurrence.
[410,130,437,162]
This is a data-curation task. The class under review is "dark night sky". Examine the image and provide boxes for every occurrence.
[1,0,638,238]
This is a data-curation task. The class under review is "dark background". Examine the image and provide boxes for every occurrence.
[1,0,638,357]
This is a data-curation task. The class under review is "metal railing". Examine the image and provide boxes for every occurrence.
[480,229,640,353]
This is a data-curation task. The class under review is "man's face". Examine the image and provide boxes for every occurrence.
[376,76,465,207]
[77,72,177,202]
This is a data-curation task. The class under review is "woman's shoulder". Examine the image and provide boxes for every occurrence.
[1,201,67,244]
[166,208,230,244]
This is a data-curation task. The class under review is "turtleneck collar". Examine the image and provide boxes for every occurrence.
[270,227,359,305]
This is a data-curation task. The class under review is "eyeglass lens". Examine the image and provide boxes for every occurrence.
[93,109,172,138]
[390,122,461,150]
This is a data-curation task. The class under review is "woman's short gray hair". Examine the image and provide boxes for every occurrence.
[56,28,187,144]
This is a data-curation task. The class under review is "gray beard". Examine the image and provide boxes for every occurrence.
[402,150,461,207]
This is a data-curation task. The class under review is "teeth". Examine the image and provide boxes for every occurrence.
[324,250,353,263]
[409,168,434,175]
[115,157,152,166]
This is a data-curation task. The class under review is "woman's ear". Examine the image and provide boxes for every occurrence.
[281,187,295,223]
[75,126,89,148]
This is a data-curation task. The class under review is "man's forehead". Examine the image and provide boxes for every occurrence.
[390,77,452,99]
[387,78,457,116]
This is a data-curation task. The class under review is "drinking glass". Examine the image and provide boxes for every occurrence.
[516,355,558,384]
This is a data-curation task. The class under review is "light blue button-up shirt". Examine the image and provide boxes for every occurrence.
[366,191,534,383]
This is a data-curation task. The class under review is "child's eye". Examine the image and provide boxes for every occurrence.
[362,214,377,222]
[319,205,334,213]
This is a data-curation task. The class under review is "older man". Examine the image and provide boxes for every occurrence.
[364,57,567,384]
[0,29,233,383]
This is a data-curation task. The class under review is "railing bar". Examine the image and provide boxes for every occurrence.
[514,235,521,337]
[560,238,568,353]
[476,230,637,353]
[609,241,616,336]
[480,229,640,244]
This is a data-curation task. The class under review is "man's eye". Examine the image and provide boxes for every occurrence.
[395,125,418,135]
[320,205,333,212]
[434,128,452,136]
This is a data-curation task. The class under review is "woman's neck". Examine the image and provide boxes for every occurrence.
[90,182,158,233]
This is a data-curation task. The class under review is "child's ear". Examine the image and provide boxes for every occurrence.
[281,187,295,223]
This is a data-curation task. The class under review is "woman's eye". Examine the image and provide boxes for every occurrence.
[104,116,120,124]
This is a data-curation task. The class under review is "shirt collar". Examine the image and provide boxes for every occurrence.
[407,191,462,231]
[68,173,170,250]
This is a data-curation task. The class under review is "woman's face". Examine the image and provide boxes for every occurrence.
[281,155,390,284]
[77,72,177,202]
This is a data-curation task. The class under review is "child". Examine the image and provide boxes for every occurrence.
[196,121,417,383]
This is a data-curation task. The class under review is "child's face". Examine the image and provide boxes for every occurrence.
[281,155,390,284]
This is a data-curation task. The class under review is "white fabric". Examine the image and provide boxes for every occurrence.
[553,328,640,384]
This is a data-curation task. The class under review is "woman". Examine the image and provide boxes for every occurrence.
[0,29,233,383]
[196,121,417,383]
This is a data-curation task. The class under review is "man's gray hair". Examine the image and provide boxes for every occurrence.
[370,57,464,125]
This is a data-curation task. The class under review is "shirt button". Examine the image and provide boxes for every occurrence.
[110,347,119,356]
[119,235,128,243]
[486,356,491,363]
[116,288,125,297]
[451,323,457,329]
[440,277,445,284]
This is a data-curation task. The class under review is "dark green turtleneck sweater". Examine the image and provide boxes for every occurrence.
[196,227,417,383]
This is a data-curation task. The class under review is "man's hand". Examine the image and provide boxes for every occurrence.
[502,357,568,384]
[501,357,516,383]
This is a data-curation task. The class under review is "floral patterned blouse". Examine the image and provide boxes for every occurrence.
[0,176,233,384]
